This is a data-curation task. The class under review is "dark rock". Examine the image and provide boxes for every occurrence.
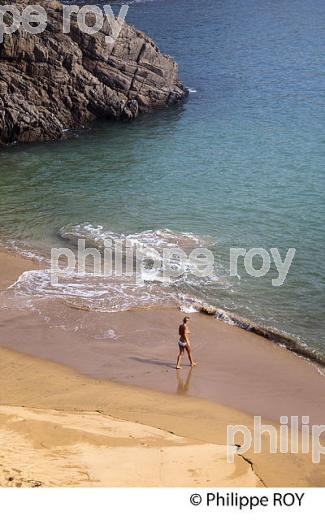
[0,0,187,145]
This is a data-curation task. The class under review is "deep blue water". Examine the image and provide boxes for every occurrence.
[0,0,324,352]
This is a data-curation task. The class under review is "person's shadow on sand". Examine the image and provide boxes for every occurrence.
[130,356,175,369]
[176,367,193,395]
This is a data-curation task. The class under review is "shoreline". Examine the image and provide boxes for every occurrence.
[0,246,325,426]
[1,244,324,370]
[0,248,38,291]
[1,246,325,486]
[198,305,325,367]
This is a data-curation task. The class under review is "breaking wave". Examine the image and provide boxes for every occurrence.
[58,223,206,250]
[6,223,229,316]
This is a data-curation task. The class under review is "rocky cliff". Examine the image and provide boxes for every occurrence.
[0,1,187,145]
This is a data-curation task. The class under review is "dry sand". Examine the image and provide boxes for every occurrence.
[0,403,258,487]
[0,347,261,487]
[1,346,325,487]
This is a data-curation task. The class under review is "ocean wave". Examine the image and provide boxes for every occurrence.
[58,223,207,250]
[3,223,230,318]
[0,238,47,265]
[192,302,325,368]
[179,302,199,314]
[8,268,178,312]
[57,223,225,285]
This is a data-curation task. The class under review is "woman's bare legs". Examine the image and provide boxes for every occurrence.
[176,349,183,369]
[186,346,197,367]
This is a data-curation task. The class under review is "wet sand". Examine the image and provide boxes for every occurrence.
[0,250,36,290]
[1,303,324,426]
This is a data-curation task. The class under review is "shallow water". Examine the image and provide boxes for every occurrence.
[0,0,324,352]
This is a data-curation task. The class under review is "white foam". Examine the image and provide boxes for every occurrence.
[3,224,232,334]
[1,239,47,264]
[95,329,119,340]
[179,303,199,314]
[7,267,178,313]
[59,223,207,250]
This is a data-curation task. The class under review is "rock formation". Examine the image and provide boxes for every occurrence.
[0,0,187,145]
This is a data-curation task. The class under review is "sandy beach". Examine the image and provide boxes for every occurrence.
[0,0,324,504]
[0,347,262,487]
[2,346,325,487]
[1,248,325,487]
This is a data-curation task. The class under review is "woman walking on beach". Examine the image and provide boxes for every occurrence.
[176,316,197,369]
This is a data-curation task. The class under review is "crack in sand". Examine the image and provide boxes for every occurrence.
[237,452,267,488]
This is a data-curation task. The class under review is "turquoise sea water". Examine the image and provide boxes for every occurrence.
[0,0,324,354]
